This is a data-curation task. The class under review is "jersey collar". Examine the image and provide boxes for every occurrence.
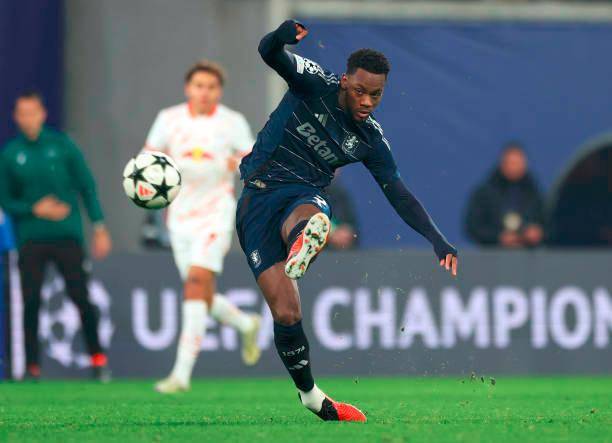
[188,102,217,117]
[17,126,48,145]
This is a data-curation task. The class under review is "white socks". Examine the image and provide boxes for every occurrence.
[299,384,326,412]
[170,300,207,386]
[169,295,253,385]
[210,294,254,333]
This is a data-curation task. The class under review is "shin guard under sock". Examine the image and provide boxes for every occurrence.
[273,320,314,392]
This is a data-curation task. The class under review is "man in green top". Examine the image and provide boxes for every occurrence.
[0,92,112,381]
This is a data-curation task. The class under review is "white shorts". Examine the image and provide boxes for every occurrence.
[170,229,233,279]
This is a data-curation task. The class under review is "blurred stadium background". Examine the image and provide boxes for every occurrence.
[0,0,611,440]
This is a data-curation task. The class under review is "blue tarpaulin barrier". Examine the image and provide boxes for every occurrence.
[297,21,612,248]
[0,0,63,145]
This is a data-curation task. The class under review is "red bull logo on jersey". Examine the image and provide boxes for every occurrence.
[182,147,213,161]
[296,122,340,165]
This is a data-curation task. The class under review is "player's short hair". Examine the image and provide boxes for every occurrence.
[346,49,390,77]
[184,60,226,86]
[15,91,45,106]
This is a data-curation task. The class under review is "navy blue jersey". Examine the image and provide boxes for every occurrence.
[240,33,397,190]
[240,20,457,261]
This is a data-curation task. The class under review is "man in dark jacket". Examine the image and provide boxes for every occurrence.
[465,143,545,247]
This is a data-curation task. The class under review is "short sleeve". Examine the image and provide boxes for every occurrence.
[231,113,255,155]
[144,111,169,152]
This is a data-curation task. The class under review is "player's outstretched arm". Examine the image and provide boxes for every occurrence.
[364,140,458,276]
[382,177,458,276]
[258,20,309,89]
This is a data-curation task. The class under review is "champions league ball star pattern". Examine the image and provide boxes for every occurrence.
[123,151,182,209]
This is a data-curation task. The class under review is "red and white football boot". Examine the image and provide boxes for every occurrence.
[284,213,331,280]
[299,391,367,423]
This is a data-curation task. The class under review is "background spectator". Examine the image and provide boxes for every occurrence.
[465,143,545,248]
[326,171,360,250]
[549,145,612,246]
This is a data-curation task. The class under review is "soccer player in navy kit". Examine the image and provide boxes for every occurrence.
[237,20,458,422]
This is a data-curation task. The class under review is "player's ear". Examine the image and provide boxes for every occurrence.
[340,74,348,90]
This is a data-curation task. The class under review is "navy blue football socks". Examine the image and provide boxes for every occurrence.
[274,320,315,392]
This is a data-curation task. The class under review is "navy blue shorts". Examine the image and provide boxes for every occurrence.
[236,183,332,280]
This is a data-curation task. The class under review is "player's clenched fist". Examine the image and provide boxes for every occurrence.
[295,22,308,41]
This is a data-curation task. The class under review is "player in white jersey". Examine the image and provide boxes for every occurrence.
[143,60,261,393]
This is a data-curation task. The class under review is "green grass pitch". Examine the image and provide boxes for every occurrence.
[1,377,610,442]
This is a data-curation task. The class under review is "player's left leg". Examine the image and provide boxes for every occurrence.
[210,294,261,366]
[52,239,109,382]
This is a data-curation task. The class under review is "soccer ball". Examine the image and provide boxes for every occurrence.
[123,151,181,209]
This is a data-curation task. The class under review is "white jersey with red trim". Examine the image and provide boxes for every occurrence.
[144,102,254,233]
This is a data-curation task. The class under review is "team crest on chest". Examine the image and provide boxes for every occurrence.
[16,152,27,165]
[341,133,359,155]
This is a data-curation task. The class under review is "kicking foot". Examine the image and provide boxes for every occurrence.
[285,213,330,280]
[154,376,190,394]
[318,397,367,422]
[241,314,262,366]
[299,391,366,423]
